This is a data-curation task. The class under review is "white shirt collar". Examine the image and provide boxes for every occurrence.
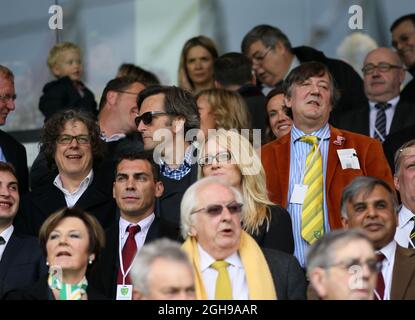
[198,243,243,272]
[379,240,397,263]
[100,132,126,143]
[53,169,94,196]
[0,224,14,244]
[369,95,400,109]
[285,56,301,79]
[398,205,415,229]
[119,213,155,237]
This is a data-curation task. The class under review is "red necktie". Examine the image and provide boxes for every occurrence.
[117,225,140,285]
[375,253,386,300]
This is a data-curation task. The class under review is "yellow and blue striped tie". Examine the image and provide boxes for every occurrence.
[300,136,324,244]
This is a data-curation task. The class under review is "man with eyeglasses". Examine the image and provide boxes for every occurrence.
[136,85,200,225]
[0,65,29,194]
[341,176,415,300]
[391,14,415,104]
[14,110,116,236]
[307,229,378,300]
[180,177,306,300]
[241,25,366,121]
[333,47,414,145]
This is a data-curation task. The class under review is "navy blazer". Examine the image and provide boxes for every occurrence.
[0,130,29,194]
[0,231,47,299]
[88,216,180,299]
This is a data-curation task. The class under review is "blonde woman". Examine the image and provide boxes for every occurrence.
[196,88,250,139]
[178,36,218,94]
[197,129,294,254]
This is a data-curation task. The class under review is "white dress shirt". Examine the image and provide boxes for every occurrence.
[198,244,249,300]
[0,225,14,261]
[395,205,415,248]
[119,214,155,253]
[53,170,94,208]
[369,96,400,139]
[377,240,397,301]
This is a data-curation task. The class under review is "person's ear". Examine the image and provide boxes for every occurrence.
[52,64,62,78]
[341,216,349,228]
[309,268,328,299]
[394,175,400,192]
[284,96,293,109]
[172,116,186,134]
[155,181,164,198]
[106,90,118,107]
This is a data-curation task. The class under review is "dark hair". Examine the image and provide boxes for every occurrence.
[390,13,415,32]
[213,52,253,87]
[99,76,145,111]
[0,161,17,179]
[264,84,292,142]
[137,85,200,134]
[241,24,292,55]
[117,63,160,86]
[39,207,105,262]
[178,35,219,91]
[114,150,159,181]
[340,176,398,219]
[284,61,341,108]
[40,109,106,170]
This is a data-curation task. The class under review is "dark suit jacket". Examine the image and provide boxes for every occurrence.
[88,216,180,299]
[3,275,106,300]
[0,130,29,194]
[251,205,294,254]
[391,245,415,300]
[383,124,415,172]
[261,126,394,230]
[157,163,198,224]
[0,231,47,299]
[262,247,306,300]
[14,177,117,237]
[39,76,97,122]
[333,99,415,139]
[401,68,415,104]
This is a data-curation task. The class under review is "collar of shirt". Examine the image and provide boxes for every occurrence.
[285,56,301,80]
[53,169,94,197]
[0,224,14,245]
[160,144,195,179]
[291,123,331,142]
[398,205,415,229]
[198,243,243,272]
[378,240,397,265]
[100,132,126,143]
[119,213,155,239]
[369,95,400,110]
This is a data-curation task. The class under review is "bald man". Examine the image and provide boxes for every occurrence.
[333,47,415,144]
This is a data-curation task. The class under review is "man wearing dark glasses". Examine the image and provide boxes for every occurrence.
[136,86,200,225]
[341,176,415,300]
[180,177,306,300]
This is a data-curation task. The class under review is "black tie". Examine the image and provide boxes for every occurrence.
[0,236,5,245]
[374,103,391,141]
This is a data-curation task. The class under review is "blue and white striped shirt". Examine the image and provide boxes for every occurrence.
[287,124,331,268]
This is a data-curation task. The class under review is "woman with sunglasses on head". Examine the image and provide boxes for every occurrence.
[178,36,219,95]
[4,207,106,300]
[198,129,294,254]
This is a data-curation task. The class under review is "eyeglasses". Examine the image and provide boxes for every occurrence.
[392,31,415,49]
[327,258,380,273]
[56,134,91,145]
[135,111,169,126]
[191,201,243,216]
[198,151,232,167]
[0,93,17,103]
[362,63,403,75]
[251,47,272,65]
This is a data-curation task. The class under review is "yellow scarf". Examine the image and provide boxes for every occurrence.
[182,230,277,300]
